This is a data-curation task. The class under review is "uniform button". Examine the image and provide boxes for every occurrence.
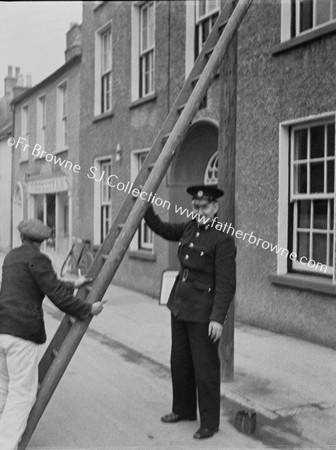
[185,255,189,260]
[189,243,194,248]
[196,232,200,238]
[200,251,204,256]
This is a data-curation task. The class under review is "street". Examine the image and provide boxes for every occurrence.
[28,312,265,450]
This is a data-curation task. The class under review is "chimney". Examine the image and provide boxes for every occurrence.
[17,74,24,87]
[65,22,82,62]
[26,75,32,87]
[4,65,18,97]
[15,67,20,78]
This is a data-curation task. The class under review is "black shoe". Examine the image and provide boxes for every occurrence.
[193,427,219,439]
[161,412,197,423]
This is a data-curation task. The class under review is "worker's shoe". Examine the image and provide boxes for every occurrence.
[193,426,219,439]
[161,412,196,423]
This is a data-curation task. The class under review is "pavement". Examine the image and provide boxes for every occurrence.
[1,249,336,448]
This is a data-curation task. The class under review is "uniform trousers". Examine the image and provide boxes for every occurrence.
[170,314,220,430]
[0,334,39,450]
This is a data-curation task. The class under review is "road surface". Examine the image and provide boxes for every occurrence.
[27,312,266,450]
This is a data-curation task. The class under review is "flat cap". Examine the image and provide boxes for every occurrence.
[18,219,51,241]
[186,184,224,202]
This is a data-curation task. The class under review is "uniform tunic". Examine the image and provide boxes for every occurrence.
[145,206,236,429]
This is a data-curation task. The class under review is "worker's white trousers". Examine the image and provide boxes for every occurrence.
[0,334,39,450]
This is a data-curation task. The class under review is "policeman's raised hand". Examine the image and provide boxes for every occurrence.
[208,321,223,342]
[74,275,93,289]
[91,299,107,316]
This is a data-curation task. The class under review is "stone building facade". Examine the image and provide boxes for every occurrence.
[78,0,336,348]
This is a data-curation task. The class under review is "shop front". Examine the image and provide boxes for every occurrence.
[27,175,71,270]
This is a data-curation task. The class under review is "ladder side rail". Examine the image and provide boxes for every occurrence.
[37,0,235,384]
[19,2,251,446]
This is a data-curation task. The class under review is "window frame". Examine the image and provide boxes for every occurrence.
[37,94,46,151]
[131,1,156,102]
[281,0,336,41]
[278,113,336,281]
[290,120,335,275]
[92,156,113,245]
[130,149,154,252]
[94,22,113,117]
[20,103,29,161]
[195,0,220,59]
[56,81,68,152]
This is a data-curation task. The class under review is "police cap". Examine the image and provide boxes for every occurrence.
[186,184,224,202]
[18,219,51,241]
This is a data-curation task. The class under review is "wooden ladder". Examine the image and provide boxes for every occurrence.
[19,0,251,447]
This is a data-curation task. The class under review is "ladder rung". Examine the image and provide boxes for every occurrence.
[218,19,229,31]
[68,316,76,325]
[191,75,200,87]
[177,103,186,114]
[148,163,155,170]
[85,285,92,292]
[52,349,58,357]
[117,223,124,230]
[205,46,215,59]
[100,254,109,261]
[162,133,170,144]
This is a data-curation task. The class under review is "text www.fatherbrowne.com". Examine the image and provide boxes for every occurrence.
[8,136,327,274]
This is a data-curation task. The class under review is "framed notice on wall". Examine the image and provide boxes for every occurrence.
[159,270,178,305]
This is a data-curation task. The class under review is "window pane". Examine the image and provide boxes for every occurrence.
[208,0,219,12]
[294,129,307,160]
[313,200,328,229]
[202,18,210,44]
[199,0,206,17]
[297,231,310,259]
[298,200,311,228]
[148,3,154,48]
[327,123,335,156]
[327,160,334,192]
[310,162,324,193]
[295,163,307,194]
[315,0,331,25]
[330,200,334,229]
[300,0,313,31]
[329,234,334,265]
[141,6,148,51]
[310,125,324,159]
[312,233,327,264]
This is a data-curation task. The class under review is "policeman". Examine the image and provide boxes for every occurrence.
[0,219,104,450]
[144,184,236,439]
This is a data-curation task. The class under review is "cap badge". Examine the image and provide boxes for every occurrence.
[197,190,203,198]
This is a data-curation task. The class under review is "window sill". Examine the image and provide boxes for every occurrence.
[54,147,69,155]
[19,158,29,164]
[93,110,114,123]
[128,250,157,261]
[272,22,336,55]
[129,93,157,110]
[269,272,336,297]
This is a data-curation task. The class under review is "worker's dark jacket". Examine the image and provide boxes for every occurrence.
[0,242,92,344]
[145,207,236,324]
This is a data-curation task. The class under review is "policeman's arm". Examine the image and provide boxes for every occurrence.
[144,205,185,241]
[210,236,236,324]
[28,253,92,319]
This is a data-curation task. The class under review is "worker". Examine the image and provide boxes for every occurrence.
[144,184,236,439]
[0,219,104,450]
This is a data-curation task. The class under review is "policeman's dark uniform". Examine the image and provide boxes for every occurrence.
[144,185,236,434]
